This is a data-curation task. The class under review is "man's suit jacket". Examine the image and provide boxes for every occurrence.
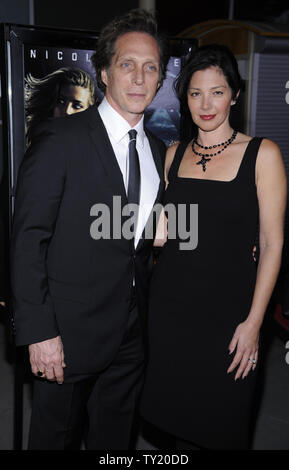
[11,105,165,380]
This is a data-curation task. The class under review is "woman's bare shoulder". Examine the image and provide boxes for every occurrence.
[256,138,286,184]
[235,131,252,144]
[256,137,283,165]
[166,141,180,157]
[259,137,281,153]
[238,133,280,154]
[236,133,282,159]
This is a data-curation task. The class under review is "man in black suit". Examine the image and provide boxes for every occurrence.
[11,9,167,449]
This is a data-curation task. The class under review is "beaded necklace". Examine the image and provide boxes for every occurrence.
[192,130,238,172]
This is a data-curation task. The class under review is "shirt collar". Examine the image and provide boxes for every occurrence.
[98,97,145,147]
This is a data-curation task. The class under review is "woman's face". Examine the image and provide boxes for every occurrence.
[53,84,92,117]
[187,66,235,132]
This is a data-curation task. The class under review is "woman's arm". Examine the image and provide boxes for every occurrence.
[153,208,168,247]
[153,143,179,248]
[228,138,287,380]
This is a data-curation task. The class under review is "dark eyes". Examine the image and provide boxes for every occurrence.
[56,97,83,109]
[189,90,224,97]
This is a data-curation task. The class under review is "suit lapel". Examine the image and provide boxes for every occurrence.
[146,130,165,204]
[146,131,164,181]
[86,106,165,252]
[87,106,128,203]
[135,131,165,252]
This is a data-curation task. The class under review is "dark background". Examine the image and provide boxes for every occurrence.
[32,0,289,35]
[157,0,289,35]
[0,1,288,37]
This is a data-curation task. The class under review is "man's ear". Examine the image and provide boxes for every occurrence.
[101,68,108,87]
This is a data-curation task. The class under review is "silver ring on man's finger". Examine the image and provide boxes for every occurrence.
[248,357,256,364]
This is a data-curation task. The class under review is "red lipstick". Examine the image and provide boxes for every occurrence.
[200,115,216,120]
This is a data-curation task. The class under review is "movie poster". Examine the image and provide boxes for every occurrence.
[24,44,181,147]
[145,56,181,146]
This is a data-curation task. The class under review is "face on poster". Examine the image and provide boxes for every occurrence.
[23,44,181,147]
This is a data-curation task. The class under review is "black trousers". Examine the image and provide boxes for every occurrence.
[28,296,144,450]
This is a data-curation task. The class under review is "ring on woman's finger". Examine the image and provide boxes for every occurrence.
[248,357,256,364]
[37,370,45,377]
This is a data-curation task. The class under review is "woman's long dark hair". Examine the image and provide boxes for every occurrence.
[175,44,243,142]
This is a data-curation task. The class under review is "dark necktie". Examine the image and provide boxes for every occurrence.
[127,129,141,235]
[128,129,140,205]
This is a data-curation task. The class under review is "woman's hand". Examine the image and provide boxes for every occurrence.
[153,208,168,247]
[227,320,260,380]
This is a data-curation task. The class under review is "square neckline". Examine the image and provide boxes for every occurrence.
[176,137,254,184]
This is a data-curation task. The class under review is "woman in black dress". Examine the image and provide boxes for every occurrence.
[140,44,287,450]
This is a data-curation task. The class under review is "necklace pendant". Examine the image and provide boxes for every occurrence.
[197,156,211,172]
[192,130,237,172]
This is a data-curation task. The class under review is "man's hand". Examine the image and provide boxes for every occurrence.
[0,301,5,307]
[29,335,66,384]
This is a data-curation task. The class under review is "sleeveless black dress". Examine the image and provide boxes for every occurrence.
[140,137,262,450]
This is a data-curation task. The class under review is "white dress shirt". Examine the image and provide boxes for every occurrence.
[98,98,160,248]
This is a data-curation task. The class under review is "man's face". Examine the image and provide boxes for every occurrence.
[53,84,92,117]
[101,32,161,126]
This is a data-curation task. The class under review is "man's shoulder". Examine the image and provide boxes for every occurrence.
[30,105,100,141]
[145,128,166,152]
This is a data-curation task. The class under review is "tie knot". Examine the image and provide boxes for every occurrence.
[128,129,137,142]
